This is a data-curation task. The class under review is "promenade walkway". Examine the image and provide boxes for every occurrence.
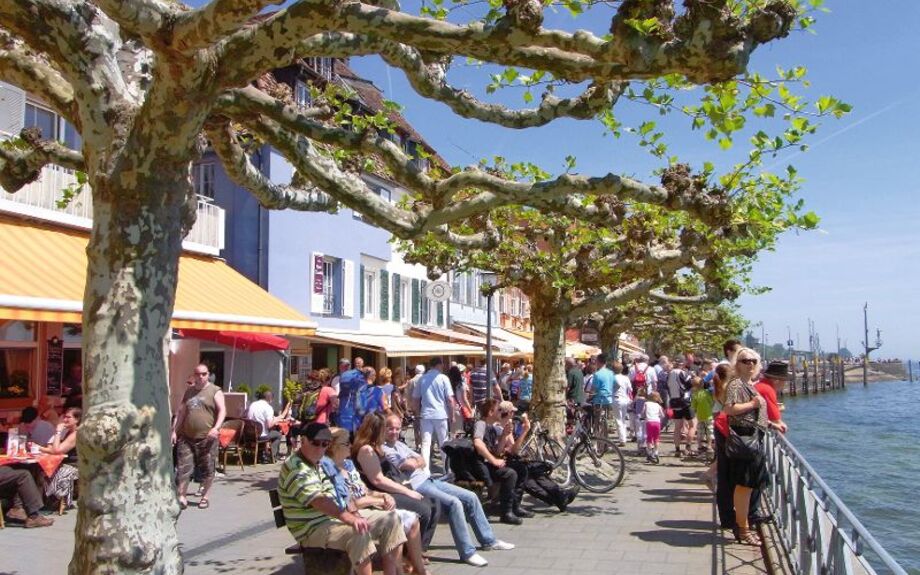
[0,451,767,575]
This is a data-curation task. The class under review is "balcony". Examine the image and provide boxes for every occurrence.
[0,165,225,255]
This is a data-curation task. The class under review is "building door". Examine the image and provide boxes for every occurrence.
[199,351,225,388]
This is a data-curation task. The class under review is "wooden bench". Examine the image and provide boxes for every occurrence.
[269,489,351,575]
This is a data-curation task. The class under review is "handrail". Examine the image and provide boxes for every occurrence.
[763,430,908,575]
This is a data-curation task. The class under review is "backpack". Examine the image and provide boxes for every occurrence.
[299,389,321,423]
[632,366,647,393]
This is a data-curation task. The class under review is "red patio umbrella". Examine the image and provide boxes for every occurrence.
[179,330,289,390]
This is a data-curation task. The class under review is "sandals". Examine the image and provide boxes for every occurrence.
[198,498,210,510]
[734,527,762,546]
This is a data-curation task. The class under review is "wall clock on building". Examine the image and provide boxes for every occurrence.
[425,281,452,302]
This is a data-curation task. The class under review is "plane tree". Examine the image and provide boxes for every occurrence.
[0,0,844,572]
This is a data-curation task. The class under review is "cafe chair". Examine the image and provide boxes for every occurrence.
[241,419,274,465]
[218,420,246,472]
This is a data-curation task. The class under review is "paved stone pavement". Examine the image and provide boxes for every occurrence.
[0,450,766,575]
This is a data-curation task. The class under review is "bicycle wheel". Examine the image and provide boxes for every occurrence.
[571,437,625,493]
[536,435,571,486]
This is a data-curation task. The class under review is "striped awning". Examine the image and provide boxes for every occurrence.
[0,216,316,335]
[310,329,486,358]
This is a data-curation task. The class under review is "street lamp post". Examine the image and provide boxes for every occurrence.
[480,272,499,400]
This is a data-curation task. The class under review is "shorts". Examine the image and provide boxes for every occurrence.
[645,421,661,444]
[301,509,407,566]
[176,435,217,484]
[669,398,693,420]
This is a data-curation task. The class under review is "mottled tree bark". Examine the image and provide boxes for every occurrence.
[529,287,570,439]
[71,164,195,575]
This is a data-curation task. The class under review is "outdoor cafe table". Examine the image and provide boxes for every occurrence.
[0,453,66,479]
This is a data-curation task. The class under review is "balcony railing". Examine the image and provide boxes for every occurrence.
[763,430,908,575]
[0,165,225,255]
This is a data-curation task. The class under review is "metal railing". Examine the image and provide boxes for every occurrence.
[0,165,225,254]
[763,431,908,575]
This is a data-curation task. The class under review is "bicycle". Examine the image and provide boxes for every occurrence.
[520,407,625,493]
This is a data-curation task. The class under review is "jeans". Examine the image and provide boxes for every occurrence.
[264,429,283,460]
[420,418,449,473]
[415,479,495,559]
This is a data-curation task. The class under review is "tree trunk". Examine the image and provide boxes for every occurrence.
[530,288,569,439]
[70,165,195,575]
[599,322,620,359]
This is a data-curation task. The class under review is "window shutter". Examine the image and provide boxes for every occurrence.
[0,81,26,137]
[437,301,444,327]
[359,264,366,317]
[379,270,389,320]
[411,279,420,324]
[392,273,401,322]
[342,260,355,317]
[310,252,325,314]
[420,280,428,324]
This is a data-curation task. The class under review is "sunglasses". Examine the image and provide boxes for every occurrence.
[195,372,209,376]
[310,440,332,448]
[500,411,512,417]
[738,358,758,365]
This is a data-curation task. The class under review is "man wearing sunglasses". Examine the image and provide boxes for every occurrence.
[278,423,406,575]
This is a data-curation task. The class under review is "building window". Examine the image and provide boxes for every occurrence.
[363,270,377,319]
[323,258,339,315]
[294,80,311,107]
[24,103,58,141]
[511,292,521,317]
[465,273,475,306]
[192,163,216,199]
[305,57,333,80]
[0,321,37,400]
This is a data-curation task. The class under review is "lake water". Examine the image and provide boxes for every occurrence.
[782,379,920,575]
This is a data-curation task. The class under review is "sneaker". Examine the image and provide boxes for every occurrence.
[25,514,54,528]
[464,553,489,567]
[6,506,28,522]
[484,540,515,551]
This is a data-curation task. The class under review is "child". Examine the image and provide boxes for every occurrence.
[633,387,647,455]
[643,391,664,463]
[690,375,714,453]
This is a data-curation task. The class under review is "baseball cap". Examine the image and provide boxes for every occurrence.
[457,363,466,372]
[415,364,425,375]
[300,422,333,442]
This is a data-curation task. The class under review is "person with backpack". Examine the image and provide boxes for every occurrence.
[299,369,337,426]
[355,366,388,425]
[338,357,368,435]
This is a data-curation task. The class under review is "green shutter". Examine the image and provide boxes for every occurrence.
[437,301,444,326]
[420,280,428,324]
[392,273,401,321]
[379,270,389,320]
[359,264,365,317]
[411,279,420,324]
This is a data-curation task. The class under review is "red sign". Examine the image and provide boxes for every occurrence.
[313,255,324,294]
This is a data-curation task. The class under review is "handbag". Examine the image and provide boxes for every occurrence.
[725,384,763,461]
[725,427,761,461]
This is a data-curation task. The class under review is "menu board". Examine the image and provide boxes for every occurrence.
[46,336,64,396]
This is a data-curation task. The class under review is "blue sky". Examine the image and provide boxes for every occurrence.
[342,2,920,359]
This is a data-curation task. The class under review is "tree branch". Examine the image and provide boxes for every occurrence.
[92,0,179,44]
[205,119,337,212]
[379,42,626,129]
[0,129,85,192]
[171,0,284,52]
[0,30,76,120]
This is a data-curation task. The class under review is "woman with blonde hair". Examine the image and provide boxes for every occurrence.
[722,347,768,545]
[325,427,430,574]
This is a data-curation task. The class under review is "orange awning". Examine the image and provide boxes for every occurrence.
[0,216,316,335]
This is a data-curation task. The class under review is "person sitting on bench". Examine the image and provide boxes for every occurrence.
[278,423,406,575]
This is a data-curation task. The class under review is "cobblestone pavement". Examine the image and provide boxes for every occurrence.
[0,448,766,575]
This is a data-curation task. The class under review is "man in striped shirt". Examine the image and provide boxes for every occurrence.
[278,423,406,575]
